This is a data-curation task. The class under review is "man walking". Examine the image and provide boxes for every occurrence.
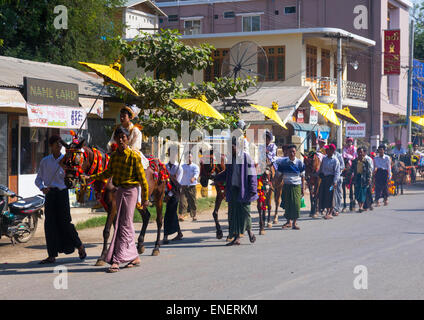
[275,145,305,230]
[318,144,340,219]
[163,146,184,244]
[179,152,200,222]
[215,136,258,246]
[35,135,86,264]
[374,145,392,206]
[83,127,149,273]
[350,147,373,213]
[333,145,345,216]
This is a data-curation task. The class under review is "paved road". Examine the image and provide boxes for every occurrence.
[1,183,424,300]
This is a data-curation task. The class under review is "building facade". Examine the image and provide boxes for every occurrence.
[156,0,412,147]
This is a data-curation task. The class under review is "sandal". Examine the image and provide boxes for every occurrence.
[107,265,120,273]
[292,225,300,230]
[249,233,256,243]
[172,234,183,241]
[282,223,292,229]
[323,215,333,220]
[226,239,241,246]
[39,257,56,264]
[124,261,140,269]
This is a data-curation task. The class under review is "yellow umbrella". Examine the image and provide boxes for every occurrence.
[411,115,424,127]
[172,95,224,120]
[250,102,288,129]
[334,106,360,124]
[79,61,139,96]
[309,101,341,126]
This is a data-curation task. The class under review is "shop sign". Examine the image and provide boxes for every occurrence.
[24,77,79,107]
[296,109,304,123]
[309,106,318,125]
[384,30,400,75]
[346,122,366,138]
[26,103,87,129]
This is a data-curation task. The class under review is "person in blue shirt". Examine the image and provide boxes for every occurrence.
[275,144,305,230]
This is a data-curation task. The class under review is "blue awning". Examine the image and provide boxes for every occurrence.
[287,121,330,132]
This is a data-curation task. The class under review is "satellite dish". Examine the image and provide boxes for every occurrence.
[221,41,268,98]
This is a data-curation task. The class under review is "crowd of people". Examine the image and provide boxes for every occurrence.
[33,106,423,272]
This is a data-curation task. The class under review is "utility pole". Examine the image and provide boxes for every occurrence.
[407,19,415,143]
[337,35,343,150]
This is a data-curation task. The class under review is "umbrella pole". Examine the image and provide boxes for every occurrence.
[77,84,106,137]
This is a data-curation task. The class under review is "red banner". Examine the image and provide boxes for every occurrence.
[384,30,400,75]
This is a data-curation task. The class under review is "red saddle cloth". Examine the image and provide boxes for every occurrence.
[147,156,172,190]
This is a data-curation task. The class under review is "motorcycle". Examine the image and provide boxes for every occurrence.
[0,184,44,244]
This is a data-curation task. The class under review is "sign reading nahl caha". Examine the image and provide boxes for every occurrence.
[24,77,79,107]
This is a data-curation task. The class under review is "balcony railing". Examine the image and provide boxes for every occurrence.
[302,76,367,101]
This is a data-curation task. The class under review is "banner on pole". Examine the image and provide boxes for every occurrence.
[384,29,401,75]
[346,122,366,138]
[26,103,87,129]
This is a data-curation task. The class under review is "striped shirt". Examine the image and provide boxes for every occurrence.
[275,157,305,185]
[90,147,148,201]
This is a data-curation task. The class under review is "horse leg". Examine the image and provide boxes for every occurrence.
[266,191,272,228]
[95,207,116,266]
[213,188,224,239]
[258,203,265,235]
[137,207,150,254]
[273,186,281,224]
[342,182,347,212]
[152,191,163,256]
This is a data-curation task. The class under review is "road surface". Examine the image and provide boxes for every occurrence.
[1,183,424,300]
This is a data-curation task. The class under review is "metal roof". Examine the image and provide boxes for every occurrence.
[0,55,109,98]
[286,121,330,132]
[230,86,311,125]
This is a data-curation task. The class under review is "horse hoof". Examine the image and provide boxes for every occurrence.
[137,245,145,254]
[216,230,223,240]
[273,219,278,225]
[267,223,272,228]
[152,249,160,256]
[259,230,266,235]
[95,259,106,267]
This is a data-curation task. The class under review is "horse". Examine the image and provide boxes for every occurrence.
[303,151,321,217]
[268,160,284,225]
[391,155,406,196]
[341,158,355,212]
[60,139,167,266]
[199,151,226,239]
[257,165,273,235]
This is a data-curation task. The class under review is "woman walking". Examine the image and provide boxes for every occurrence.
[83,127,149,273]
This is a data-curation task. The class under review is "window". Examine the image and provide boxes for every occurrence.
[321,49,330,78]
[223,11,235,18]
[168,15,178,22]
[159,18,163,23]
[184,20,201,35]
[242,16,260,32]
[263,46,285,81]
[284,6,296,14]
[204,49,229,82]
[306,45,317,79]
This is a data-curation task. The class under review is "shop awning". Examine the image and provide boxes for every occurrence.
[234,86,311,125]
[0,88,26,110]
[286,121,331,140]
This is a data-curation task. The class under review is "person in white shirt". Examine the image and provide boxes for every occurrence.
[163,146,184,244]
[391,140,407,156]
[373,145,392,206]
[35,135,86,264]
[179,152,200,222]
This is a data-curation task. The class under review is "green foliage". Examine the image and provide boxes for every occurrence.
[0,0,125,68]
[111,29,256,137]
[414,2,424,60]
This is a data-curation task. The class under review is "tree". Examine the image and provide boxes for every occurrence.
[413,2,424,60]
[0,0,125,68]
[110,29,256,137]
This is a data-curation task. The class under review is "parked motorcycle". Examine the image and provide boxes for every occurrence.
[0,185,44,244]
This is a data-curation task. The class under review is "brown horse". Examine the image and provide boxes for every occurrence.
[199,151,226,239]
[303,151,321,217]
[60,139,166,266]
[391,156,407,195]
[269,161,284,225]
